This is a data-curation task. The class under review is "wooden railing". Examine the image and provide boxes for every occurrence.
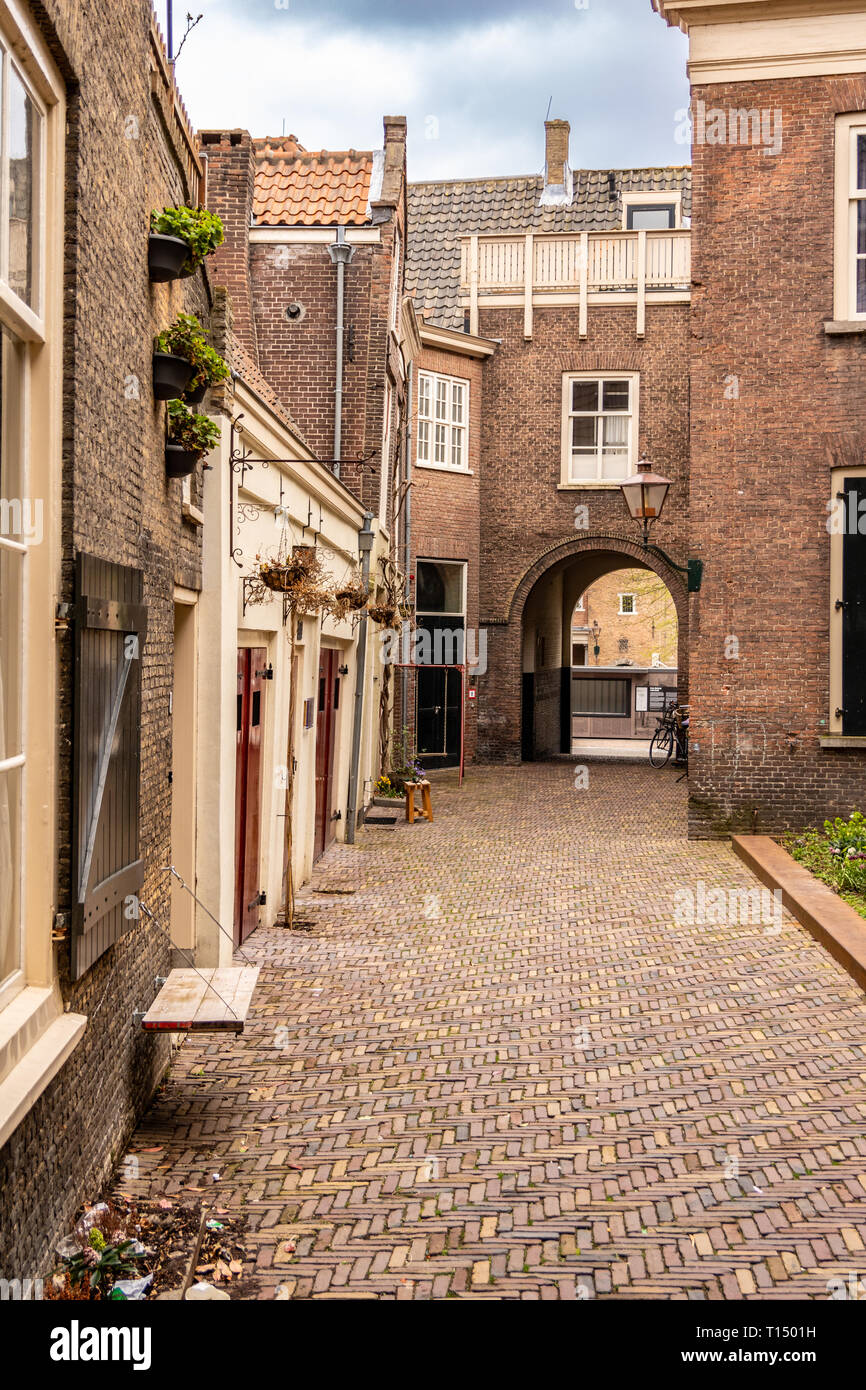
[460,229,691,339]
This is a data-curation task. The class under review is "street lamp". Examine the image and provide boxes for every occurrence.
[620,455,671,547]
[619,455,703,593]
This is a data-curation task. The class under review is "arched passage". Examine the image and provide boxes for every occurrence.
[476,535,688,763]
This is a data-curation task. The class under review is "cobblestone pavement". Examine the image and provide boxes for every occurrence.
[120,764,866,1300]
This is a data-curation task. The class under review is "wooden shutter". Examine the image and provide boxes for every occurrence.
[71,554,148,980]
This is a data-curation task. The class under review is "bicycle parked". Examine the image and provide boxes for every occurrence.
[649,702,689,769]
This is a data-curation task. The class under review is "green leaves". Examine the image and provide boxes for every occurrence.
[167,399,221,457]
[150,205,224,273]
[154,312,229,391]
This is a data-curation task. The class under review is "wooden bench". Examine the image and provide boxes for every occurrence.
[404,780,433,825]
[141,966,260,1034]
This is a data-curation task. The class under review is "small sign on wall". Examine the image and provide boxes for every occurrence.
[303,697,315,729]
[635,685,648,712]
[467,688,477,701]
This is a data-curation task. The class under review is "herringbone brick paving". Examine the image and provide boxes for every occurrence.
[120,764,866,1299]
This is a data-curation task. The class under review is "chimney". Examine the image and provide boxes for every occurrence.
[544,119,570,187]
[540,118,572,207]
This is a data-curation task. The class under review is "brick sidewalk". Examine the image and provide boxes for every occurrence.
[120,764,866,1300]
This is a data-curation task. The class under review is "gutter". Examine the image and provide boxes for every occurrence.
[346,512,375,843]
[327,227,355,478]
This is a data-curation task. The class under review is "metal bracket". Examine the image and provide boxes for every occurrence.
[133,1010,147,1028]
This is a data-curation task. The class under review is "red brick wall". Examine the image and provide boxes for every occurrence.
[199,130,259,362]
[473,302,691,759]
[688,74,866,834]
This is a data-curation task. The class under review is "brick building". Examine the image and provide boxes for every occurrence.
[0,2,211,1278]
[572,567,678,670]
[654,0,866,833]
[406,120,692,767]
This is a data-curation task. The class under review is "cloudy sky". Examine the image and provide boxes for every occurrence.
[169,0,690,180]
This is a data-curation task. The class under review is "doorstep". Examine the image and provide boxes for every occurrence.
[732,834,866,991]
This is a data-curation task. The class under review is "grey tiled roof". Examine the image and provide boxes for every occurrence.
[407,167,691,331]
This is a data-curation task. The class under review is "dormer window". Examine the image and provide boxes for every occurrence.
[622,192,681,231]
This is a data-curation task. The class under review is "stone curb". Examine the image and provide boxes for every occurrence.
[732,834,866,992]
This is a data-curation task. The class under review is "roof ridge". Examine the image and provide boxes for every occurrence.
[409,164,691,190]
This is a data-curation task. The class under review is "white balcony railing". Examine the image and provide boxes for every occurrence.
[459,229,691,339]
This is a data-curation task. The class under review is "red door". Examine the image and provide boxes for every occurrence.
[314,649,340,861]
[235,647,267,944]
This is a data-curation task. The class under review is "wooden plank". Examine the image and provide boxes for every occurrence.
[141,966,261,1033]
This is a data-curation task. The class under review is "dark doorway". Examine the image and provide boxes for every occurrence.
[314,647,339,860]
[235,646,266,945]
[415,616,463,767]
[842,477,866,734]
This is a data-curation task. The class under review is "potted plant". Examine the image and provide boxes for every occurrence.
[154,313,229,404]
[148,205,224,282]
[165,399,220,478]
[184,337,230,404]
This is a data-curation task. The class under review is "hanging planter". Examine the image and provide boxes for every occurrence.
[165,400,221,479]
[155,313,230,404]
[332,579,369,621]
[258,546,319,593]
[153,350,194,400]
[148,233,190,283]
[149,205,225,281]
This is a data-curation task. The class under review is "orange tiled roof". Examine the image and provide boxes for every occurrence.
[253,139,374,226]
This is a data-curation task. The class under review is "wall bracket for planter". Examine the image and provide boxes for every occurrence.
[148,233,189,283]
[153,351,194,401]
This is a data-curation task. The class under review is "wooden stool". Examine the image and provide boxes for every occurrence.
[404,780,433,824]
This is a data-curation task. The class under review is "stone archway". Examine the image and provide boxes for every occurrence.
[476,534,688,763]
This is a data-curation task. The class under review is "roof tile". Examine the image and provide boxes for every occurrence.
[253,140,374,226]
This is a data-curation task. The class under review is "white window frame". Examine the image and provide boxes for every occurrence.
[621,191,681,231]
[0,3,83,1146]
[829,463,866,736]
[619,593,637,615]
[415,558,466,619]
[417,370,470,474]
[834,115,866,321]
[560,372,639,487]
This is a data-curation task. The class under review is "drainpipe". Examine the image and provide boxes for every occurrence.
[346,511,375,843]
[401,362,413,730]
[327,227,355,478]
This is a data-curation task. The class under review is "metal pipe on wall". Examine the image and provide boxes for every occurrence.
[401,361,413,732]
[327,227,355,478]
[346,511,375,843]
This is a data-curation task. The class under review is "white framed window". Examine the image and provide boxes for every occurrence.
[417,371,469,472]
[834,116,866,321]
[415,558,465,617]
[575,593,585,610]
[619,593,636,615]
[561,372,638,484]
[622,191,681,231]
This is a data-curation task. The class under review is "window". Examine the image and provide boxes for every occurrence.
[622,192,681,232]
[829,469,866,735]
[618,637,629,653]
[572,677,630,717]
[835,117,866,320]
[0,333,23,993]
[575,593,585,610]
[572,642,586,667]
[416,559,465,616]
[562,373,637,484]
[417,371,468,471]
[619,593,636,614]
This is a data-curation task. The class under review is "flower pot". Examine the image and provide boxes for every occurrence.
[153,351,194,400]
[184,380,207,405]
[165,443,200,478]
[148,233,189,283]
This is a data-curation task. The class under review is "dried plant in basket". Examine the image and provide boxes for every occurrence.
[332,579,369,622]
[257,544,321,593]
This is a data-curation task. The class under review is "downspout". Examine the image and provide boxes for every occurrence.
[346,511,375,843]
[401,362,413,731]
[327,227,355,478]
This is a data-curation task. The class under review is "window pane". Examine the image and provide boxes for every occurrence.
[571,380,598,412]
[435,379,448,421]
[0,335,22,987]
[572,678,630,716]
[0,764,20,984]
[434,423,446,463]
[8,66,39,309]
[417,561,463,614]
[857,133,866,192]
[858,254,866,315]
[603,416,629,449]
[418,419,429,461]
[570,452,597,481]
[451,426,464,469]
[451,382,464,424]
[602,380,630,411]
[628,205,675,230]
[601,449,629,480]
[418,376,431,418]
[571,416,596,450]
[858,199,866,255]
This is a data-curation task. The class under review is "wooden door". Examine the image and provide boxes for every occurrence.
[314,648,339,861]
[842,477,866,734]
[234,647,266,944]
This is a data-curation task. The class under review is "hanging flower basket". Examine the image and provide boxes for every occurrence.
[148,233,190,283]
[258,546,319,593]
[153,351,194,400]
[367,603,400,626]
[332,581,369,619]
